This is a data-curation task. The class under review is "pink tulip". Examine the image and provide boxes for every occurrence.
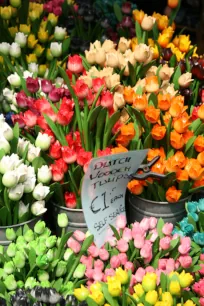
[135,267,145,282]
[116,215,127,229]
[92,268,104,281]
[134,235,145,249]
[122,228,132,242]
[159,237,171,250]
[166,258,175,273]
[172,233,180,240]
[178,255,192,269]
[178,237,191,255]
[105,268,115,276]
[118,253,128,265]
[124,261,134,272]
[130,275,137,287]
[106,236,117,247]
[88,245,99,258]
[80,255,93,269]
[85,268,94,279]
[149,217,157,229]
[149,229,158,242]
[132,223,145,239]
[73,230,85,242]
[67,237,81,253]
[144,253,153,264]
[200,298,204,306]
[117,238,129,253]
[99,248,109,261]
[199,263,204,275]
[175,260,180,269]
[110,255,121,269]
[158,259,167,270]
[94,259,104,271]
[162,223,173,236]
[140,240,153,258]
[200,254,204,261]
[139,218,150,231]
[155,269,161,285]
[145,266,155,273]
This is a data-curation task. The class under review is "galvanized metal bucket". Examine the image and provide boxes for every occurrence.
[53,203,87,235]
[126,191,191,225]
[0,216,42,247]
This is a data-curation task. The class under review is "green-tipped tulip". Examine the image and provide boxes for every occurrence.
[13,251,25,269]
[25,277,38,289]
[46,235,57,248]
[29,240,38,250]
[4,275,17,291]
[73,264,86,279]
[6,243,16,257]
[40,280,51,288]
[17,280,24,288]
[0,246,4,255]
[0,268,7,280]
[40,227,52,239]
[6,228,16,241]
[56,260,67,277]
[4,261,15,274]
[36,243,47,256]
[38,270,49,282]
[57,213,68,228]
[36,255,49,269]
[24,229,35,242]
[47,249,54,262]
[64,248,74,261]
[34,221,46,234]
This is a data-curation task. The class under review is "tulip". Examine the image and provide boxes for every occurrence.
[6,243,16,257]
[68,54,83,73]
[28,63,38,74]
[31,200,47,216]
[141,15,155,31]
[145,290,158,305]
[0,42,10,55]
[24,277,38,289]
[0,268,7,280]
[9,42,21,58]
[37,270,49,282]
[56,260,67,277]
[178,72,193,88]
[10,0,21,8]
[134,283,145,298]
[57,213,69,228]
[50,42,62,57]
[27,145,41,163]
[37,165,52,184]
[35,132,51,151]
[67,237,81,253]
[38,30,49,43]
[142,273,157,292]
[6,228,16,241]
[54,26,67,40]
[74,285,89,302]
[0,6,12,20]
[108,277,121,297]
[179,270,194,288]
[23,229,34,243]
[15,32,27,48]
[4,261,15,274]
[8,183,24,201]
[89,291,105,306]
[73,263,86,279]
[115,267,128,284]
[33,183,50,201]
[34,220,46,235]
[1,122,13,141]
[47,13,58,26]
[64,248,74,261]
[4,275,17,291]
[7,72,21,87]
[169,280,181,295]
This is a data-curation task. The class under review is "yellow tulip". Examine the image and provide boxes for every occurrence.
[162,26,174,39]
[178,35,191,53]
[157,15,168,31]
[158,33,170,48]
[151,45,160,59]
[8,26,18,38]
[39,20,48,30]
[172,36,179,47]
[131,37,138,51]
[89,291,105,306]
[74,285,89,302]
[142,273,157,292]
[132,9,145,24]
[27,34,38,49]
[184,301,196,306]
[38,65,47,77]
[19,24,31,35]
[162,292,173,306]
[169,281,181,296]
[107,277,121,297]
[115,267,128,285]
[90,282,102,293]
[34,44,44,57]
[29,10,40,21]
[46,48,54,61]
[134,284,145,298]
[0,6,12,20]
[38,30,49,43]
[173,48,185,61]
[47,13,58,26]
[132,293,140,302]
[26,54,37,64]
[179,271,194,288]
[145,290,158,305]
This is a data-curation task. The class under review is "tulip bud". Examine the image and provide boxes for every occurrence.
[141,15,155,31]
[0,137,10,154]
[50,42,62,57]
[36,255,49,269]
[74,285,89,302]
[4,261,15,275]
[0,268,7,280]
[46,235,57,248]
[7,72,21,87]
[8,183,24,201]
[38,30,49,43]
[4,275,17,291]
[73,264,86,279]
[33,183,50,201]
[40,227,51,239]
[15,32,27,48]
[1,122,14,141]
[40,280,51,288]
[12,252,25,268]
[57,213,69,228]
[25,277,38,289]
[9,42,21,58]
[27,144,41,163]
[64,248,74,261]
[29,240,38,250]
[2,170,18,188]
[37,270,49,282]
[38,65,47,77]
[54,26,67,40]
[115,267,128,284]
[36,243,47,256]
[18,201,29,218]
[35,132,51,151]
[0,42,10,55]
[6,243,16,257]
[47,249,54,262]
[0,6,12,20]
[37,165,52,184]
[31,200,47,216]
[47,13,58,26]
[34,220,46,234]
[6,228,16,241]
[28,63,39,75]
[56,260,67,277]
[10,0,21,8]
[17,280,24,288]
[24,229,34,242]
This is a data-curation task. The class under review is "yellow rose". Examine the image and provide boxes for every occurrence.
[47,13,58,26]
[162,292,173,306]
[107,277,121,297]
[28,34,38,49]
[115,267,128,285]
[0,6,12,20]
[26,54,38,64]
[169,281,181,296]
[38,65,47,77]
[178,271,194,288]
[145,290,158,305]
[89,291,105,306]
[38,30,49,43]
[19,24,31,35]
[142,273,157,292]
[74,285,89,302]
[8,26,18,38]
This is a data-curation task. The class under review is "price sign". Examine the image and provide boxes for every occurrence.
[81,150,148,247]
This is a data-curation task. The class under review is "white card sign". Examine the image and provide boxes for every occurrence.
[81,150,148,247]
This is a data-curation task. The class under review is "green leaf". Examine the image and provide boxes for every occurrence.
[179,181,191,198]
[146,182,159,201]
[184,136,197,154]
[0,207,8,226]
[157,185,166,201]
[169,54,177,67]
[199,212,204,232]
[172,65,181,90]
[10,123,19,154]
[43,114,67,146]
[22,143,29,162]
[86,297,98,306]
[53,278,63,292]
[19,212,30,223]
[163,172,176,189]
[18,0,29,24]
[160,273,167,292]
[188,215,198,232]
[135,86,143,95]
[148,93,158,107]
[56,232,73,260]
[103,110,120,149]
[189,186,204,194]
[157,218,165,238]
[29,248,36,269]
[50,182,65,206]
[152,22,159,40]
[113,2,123,22]
[128,62,136,86]
[144,133,152,149]
[151,251,162,269]
[189,118,202,132]
[32,157,47,173]
[62,37,71,55]
[88,105,102,130]
[135,21,142,43]
[153,237,160,255]
[194,123,204,136]
[109,224,120,240]
[0,149,5,160]
[169,0,181,26]
[139,60,156,79]
[0,281,6,294]
[80,235,94,253]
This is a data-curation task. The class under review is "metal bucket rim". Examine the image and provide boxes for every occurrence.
[53,203,83,213]
[129,194,190,205]
[0,216,42,229]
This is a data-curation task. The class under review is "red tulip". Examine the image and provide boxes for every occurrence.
[61,146,77,164]
[12,113,25,128]
[55,158,68,173]
[48,87,62,102]
[26,77,39,93]
[53,6,62,16]
[50,163,64,181]
[37,116,49,130]
[16,91,28,108]
[92,78,106,93]
[41,79,53,93]
[65,192,77,209]
[67,55,83,74]
[74,79,89,99]
[49,140,62,159]
[76,148,92,166]
[56,109,74,125]
[100,91,113,109]
[35,98,51,113]
[122,1,131,14]
[23,110,37,127]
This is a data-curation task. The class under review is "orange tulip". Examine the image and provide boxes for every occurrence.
[158,33,171,48]
[183,130,194,144]
[151,124,166,140]
[158,93,171,111]
[147,147,166,162]
[194,135,204,153]
[151,160,166,174]
[169,96,187,118]
[170,131,185,149]
[173,113,190,134]
[132,94,148,111]
[176,169,189,182]
[123,87,136,104]
[197,104,204,120]
[132,9,145,24]
[193,177,204,188]
[120,123,135,139]
[168,0,179,9]
[157,15,168,31]
[145,106,160,124]
[197,151,204,166]
[173,36,179,47]
[185,158,204,180]
[116,134,130,147]
[131,37,138,51]
[127,180,144,195]
[166,186,182,202]
[165,151,186,173]
[145,76,159,93]
[163,112,172,125]
[111,145,128,154]
[178,35,191,53]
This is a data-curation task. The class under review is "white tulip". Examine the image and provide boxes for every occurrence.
[2,170,18,188]
[31,200,47,216]
[27,144,41,162]
[27,166,35,178]
[1,122,13,141]
[9,42,21,58]
[0,42,10,55]
[15,32,27,48]
[33,183,50,201]
[10,154,22,168]
[55,77,63,86]
[23,70,33,79]
[23,176,36,193]
[54,26,67,40]
[0,154,21,174]
[28,63,38,74]
[50,42,62,57]
[8,183,24,201]
[17,138,29,156]
[37,165,52,184]
[0,114,5,124]
[16,164,28,183]
[7,72,21,87]
[35,133,51,151]
[18,201,29,218]
[3,88,14,102]
[10,104,18,112]
[0,136,10,154]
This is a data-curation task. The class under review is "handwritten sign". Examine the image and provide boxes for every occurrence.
[81,150,148,247]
